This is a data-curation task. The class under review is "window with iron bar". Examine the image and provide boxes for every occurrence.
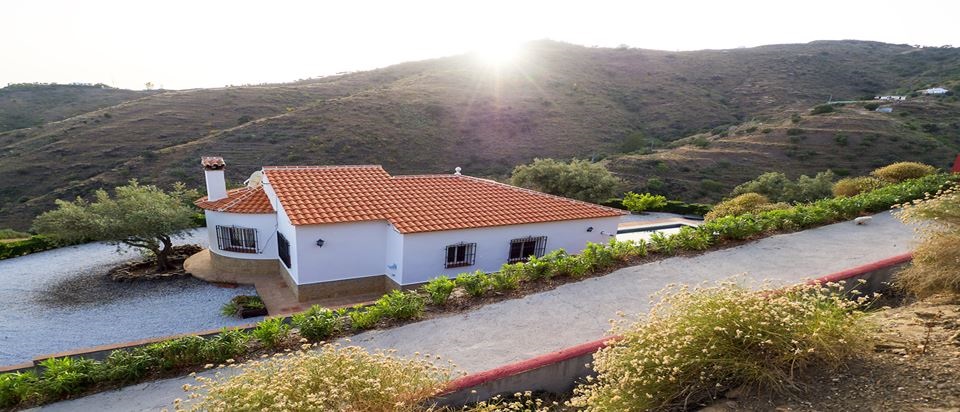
[278,232,291,268]
[508,236,547,263]
[445,242,477,268]
[216,225,258,253]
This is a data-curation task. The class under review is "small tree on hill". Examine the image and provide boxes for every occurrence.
[32,180,199,271]
[510,158,622,203]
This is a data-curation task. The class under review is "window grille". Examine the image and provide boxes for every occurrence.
[278,232,291,268]
[216,225,258,253]
[508,236,547,263]
[445,242,477,268]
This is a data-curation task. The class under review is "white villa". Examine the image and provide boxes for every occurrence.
[875,95,906,101]
[194,157,624,301]
[921,87,949,95]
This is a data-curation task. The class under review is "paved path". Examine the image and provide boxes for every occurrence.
[34,211,915,411]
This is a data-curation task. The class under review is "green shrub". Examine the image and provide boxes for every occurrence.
[97,349,154,384]
[786,127,804,135]
[863,102,880,110]
[38,357,96,396]
[517,255,554,281]
[579,242,616,272]
[648,232,679,255]
[811,104,835,114]
[373,290,425,321]
[0,235,56,260]
[570,281,875,411]
[672,226,713,250]
[489,271,520,291]
[252,318,290,348]
[292,306,343,341]
[705,193,787,221]
[622,192,667,213]
[0,371,40,407]
[606,238,646,261]
[549,252,592,278]
[0,229,29,240]
[871,161,936,183]
[423,276,456,305]
[731,171,834,204]
[832,176,886,197]
[142,336,208,370]
[348,306,383,330]
[456,271,490,297]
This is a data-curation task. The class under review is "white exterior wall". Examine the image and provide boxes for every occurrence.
[399,217,621,285]
[262,177,300,284]
[205,211,278,260]
[384,226,404,285]
[294,221,392,285]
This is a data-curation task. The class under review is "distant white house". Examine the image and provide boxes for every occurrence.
[875,95,906,101]
[921,87,949,95]
[194,157,624,301]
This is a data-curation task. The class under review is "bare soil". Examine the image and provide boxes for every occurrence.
[709,296,960,412]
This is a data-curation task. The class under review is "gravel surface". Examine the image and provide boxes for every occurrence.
[0,229,260,366]
[34,211,918,412]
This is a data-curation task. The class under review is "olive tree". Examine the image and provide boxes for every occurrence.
[510,158,622,203]
[33,180,199,271]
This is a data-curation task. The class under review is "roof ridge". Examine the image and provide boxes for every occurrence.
[263,165,384,170]
[391,174,461,179]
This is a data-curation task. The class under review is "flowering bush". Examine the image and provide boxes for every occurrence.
[569,281,877,411]
[871,161,936,183]
[832,176,886,197]
[178,344,455,412]
[895,186,960,297]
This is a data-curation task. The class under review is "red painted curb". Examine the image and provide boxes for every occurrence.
[811,252,912,284]
[440,253,915,395]
[443,336,618,392]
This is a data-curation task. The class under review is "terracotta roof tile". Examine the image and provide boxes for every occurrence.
[261,166,624,233]
[195,186,274,214]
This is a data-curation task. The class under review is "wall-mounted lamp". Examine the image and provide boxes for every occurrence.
[586,227,594,232]
[316,239,325,248]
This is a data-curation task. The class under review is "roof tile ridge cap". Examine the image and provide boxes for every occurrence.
[214,183,272,213]
[457,175,626,214]
[262,165,385,170]
[391,174,460,179]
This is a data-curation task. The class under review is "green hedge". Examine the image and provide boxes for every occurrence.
[0,236,56,260]
[603,198,712,216]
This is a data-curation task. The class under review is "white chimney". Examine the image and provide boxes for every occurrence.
[201,156,227,201]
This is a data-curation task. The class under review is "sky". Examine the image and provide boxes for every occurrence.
[3,0,959,90]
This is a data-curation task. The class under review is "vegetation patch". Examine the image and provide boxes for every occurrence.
[177,344,455,412]
[220,295,267,319]
[569,280,877,411]
[894,185,960,297]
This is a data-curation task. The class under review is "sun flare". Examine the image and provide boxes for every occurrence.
[472,40,524,67]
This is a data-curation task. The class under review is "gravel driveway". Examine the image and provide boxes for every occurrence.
[0,230,260,366]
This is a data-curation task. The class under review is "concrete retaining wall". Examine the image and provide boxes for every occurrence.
[432,252,914,407]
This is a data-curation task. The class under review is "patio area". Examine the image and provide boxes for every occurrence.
[183,249,380,315]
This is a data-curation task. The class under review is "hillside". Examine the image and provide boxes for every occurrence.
[0,83,155,132]
[606,96,960,202]
[1,40,960,229]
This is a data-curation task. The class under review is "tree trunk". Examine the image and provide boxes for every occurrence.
[155,235,174,272]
